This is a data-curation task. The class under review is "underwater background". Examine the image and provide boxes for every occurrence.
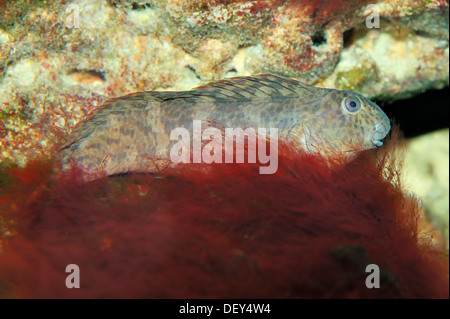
[0,0,448,298]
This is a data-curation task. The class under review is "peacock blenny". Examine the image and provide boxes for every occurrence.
[59,74,390,177]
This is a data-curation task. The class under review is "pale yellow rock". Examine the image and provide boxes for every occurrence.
[402,129,449,246]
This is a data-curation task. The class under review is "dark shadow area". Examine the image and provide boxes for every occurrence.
[343,28,355,49]
[379,86,449,138]
[311,30,327,46]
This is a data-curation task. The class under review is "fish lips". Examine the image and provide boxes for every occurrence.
[371,119,391,147]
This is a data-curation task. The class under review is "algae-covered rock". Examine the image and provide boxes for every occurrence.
[163,0,370,82]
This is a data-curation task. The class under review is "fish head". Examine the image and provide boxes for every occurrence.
[295,89,391,153]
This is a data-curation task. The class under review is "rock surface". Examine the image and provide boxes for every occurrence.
[402,129,449,247]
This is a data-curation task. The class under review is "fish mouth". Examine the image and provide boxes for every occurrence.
[372,139,384,147]
[371,119,391,148]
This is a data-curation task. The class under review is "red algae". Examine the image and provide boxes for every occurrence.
[0,130,448,298]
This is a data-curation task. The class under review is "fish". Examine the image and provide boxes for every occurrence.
[59,74,390,177]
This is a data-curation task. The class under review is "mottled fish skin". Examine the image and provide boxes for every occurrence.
[59,74,390,177]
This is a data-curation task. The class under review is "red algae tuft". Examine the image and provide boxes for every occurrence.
[0,130,448,298]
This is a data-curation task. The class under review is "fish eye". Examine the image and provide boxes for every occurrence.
[342,96,361,113]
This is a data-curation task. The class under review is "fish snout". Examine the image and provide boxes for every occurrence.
[371,118,391,147]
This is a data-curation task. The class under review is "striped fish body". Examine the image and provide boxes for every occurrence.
[60,74,390,177]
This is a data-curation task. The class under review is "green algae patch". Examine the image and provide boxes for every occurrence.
[335,67,376,92]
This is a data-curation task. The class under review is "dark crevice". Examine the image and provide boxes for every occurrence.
[131,2,153,10]
[343,28,355,48]
[107,1,154,10]
[311,30,326,46]
[379,87,449,138]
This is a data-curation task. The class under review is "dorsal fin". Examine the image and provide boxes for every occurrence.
[196,74,317,98]
[146,74,320,103]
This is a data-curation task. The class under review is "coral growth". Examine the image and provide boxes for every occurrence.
[0,134,448,298]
